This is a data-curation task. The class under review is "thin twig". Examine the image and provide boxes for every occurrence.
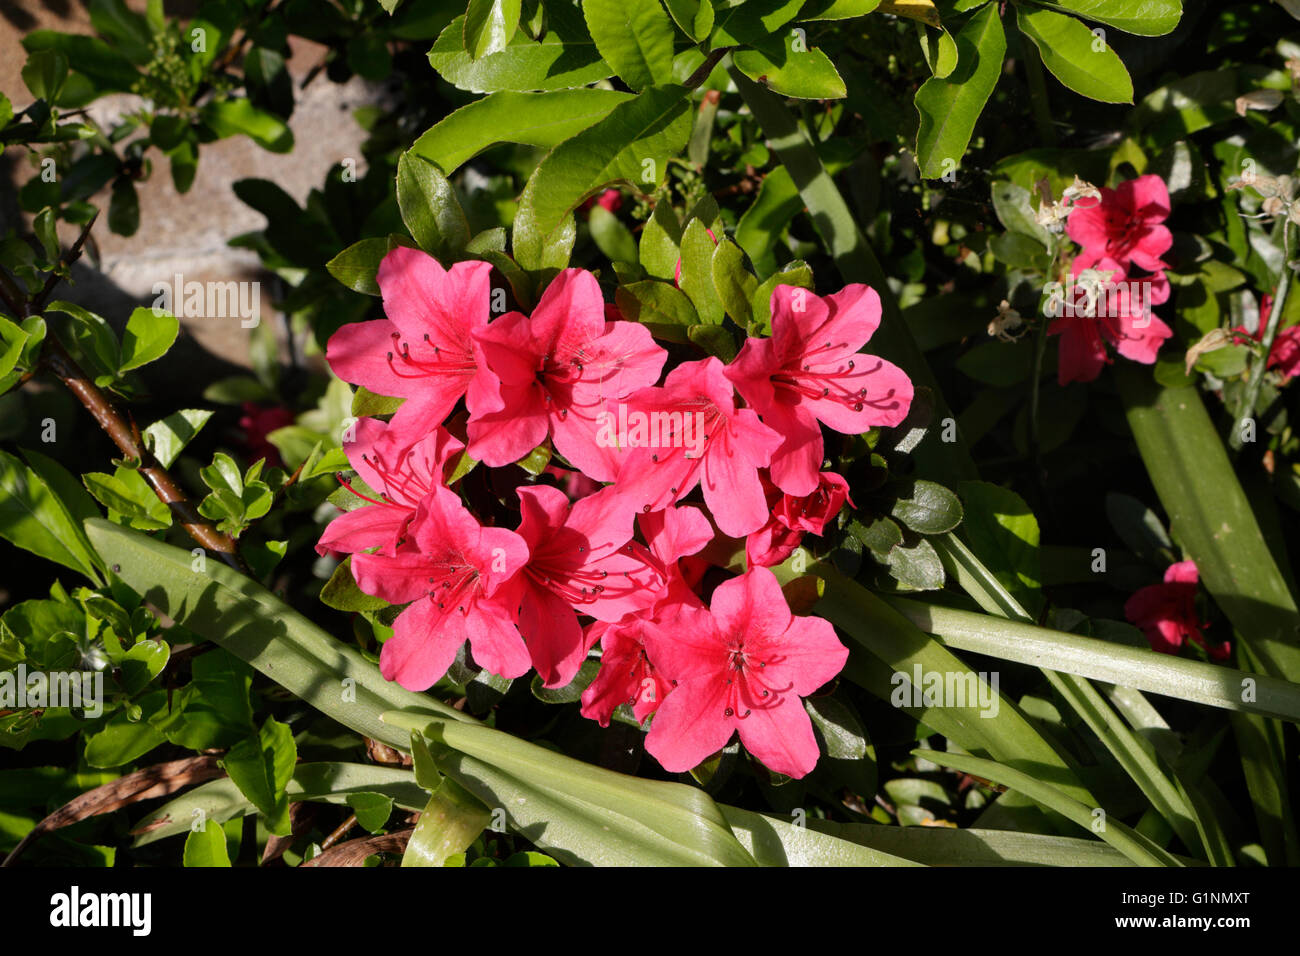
[30,211,99,316]
[42,337,248,571]
[1232,222,1295,451]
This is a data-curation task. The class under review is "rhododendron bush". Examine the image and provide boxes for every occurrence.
[4,0,1300,875]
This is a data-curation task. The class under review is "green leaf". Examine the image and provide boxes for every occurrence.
[402,775,492,866]
[83,471,170,530]
[721,805,918,865]
[711,239,758,326]
[0,449,103,583]
[518,85,692,240]
[22,49,68,104]
[733,35,847,99]
[464,0,522,58]
[615,280,699,339]
[85,710,166,768]
[143,409,213,469]
[677,219,724,325]
[1016,6,1133,104]
[183,820,232,867]
[663,0,716,40]
[22,31,138,93]
[735,167,802,279]
[884,538,946,590]
[118,307,179,373]
[639,200,683,279]
[321,557,390,613]
[1042,0,1182,36]
[710,0,805,45]
[918,749,1181,866]
[588,205,638,264]
[990,181,1051,245]
[428,10,610,93]
[957,480,1043,616]
[200,98,293,152]
[327,236,402,296]
[347,33,393,80]
[799,0,883,18]
[411,89,630,175]
[346,791,395,834]
[583,0,676,91]
[384,713,759,867]
[913,3,1005,179]
[222,717,297,837]
[890,479,964,534]
[396,150,471,259]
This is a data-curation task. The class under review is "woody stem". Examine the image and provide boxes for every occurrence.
[42,336,248,573]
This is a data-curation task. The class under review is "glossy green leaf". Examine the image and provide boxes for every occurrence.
[383,711,759,867]
[222,717,297,836]
[919,749,1181,866]
[0,450,103,583]
[463,0,522,58]
[118,307,179,373]
[402,775,492,866]
[518,85,692,240]
[913,3,1005,179]
[733,35,847,99]
[412,89,630,174]
[1045,0,1182,36]
[182,820,231,867]
[428,10,610,93]
[583,0,675,92]
[142,409,213,470]
[326,236,402,296]
[1017,6,1133,104]
[346,791,395,834]
[396,150,470,259]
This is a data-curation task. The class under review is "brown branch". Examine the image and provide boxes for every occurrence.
[3,755,226,866]
[320,813,358,851]
[301,829,412,867]
[684,47,732,91]
[43,336,248,571]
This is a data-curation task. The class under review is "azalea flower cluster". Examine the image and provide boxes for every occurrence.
[1050,174,1176,384]
[316,247,914,778]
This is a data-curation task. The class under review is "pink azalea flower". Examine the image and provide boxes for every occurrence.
[468,268,666,481]
[1050,257,1174,384]
[1067,174,1173,276]
[747,470,853,568]
[514,485,665,688]
[1232,292,1300,381]
[612,357,783,537]
[1124,560,1230,661]
[580,505,714,727]
[580,618,671,727]
[317,417,464,557]
[641,566,849,778]
[325,247,498,436]
[726,285,913,497]
[351,485,530,689]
